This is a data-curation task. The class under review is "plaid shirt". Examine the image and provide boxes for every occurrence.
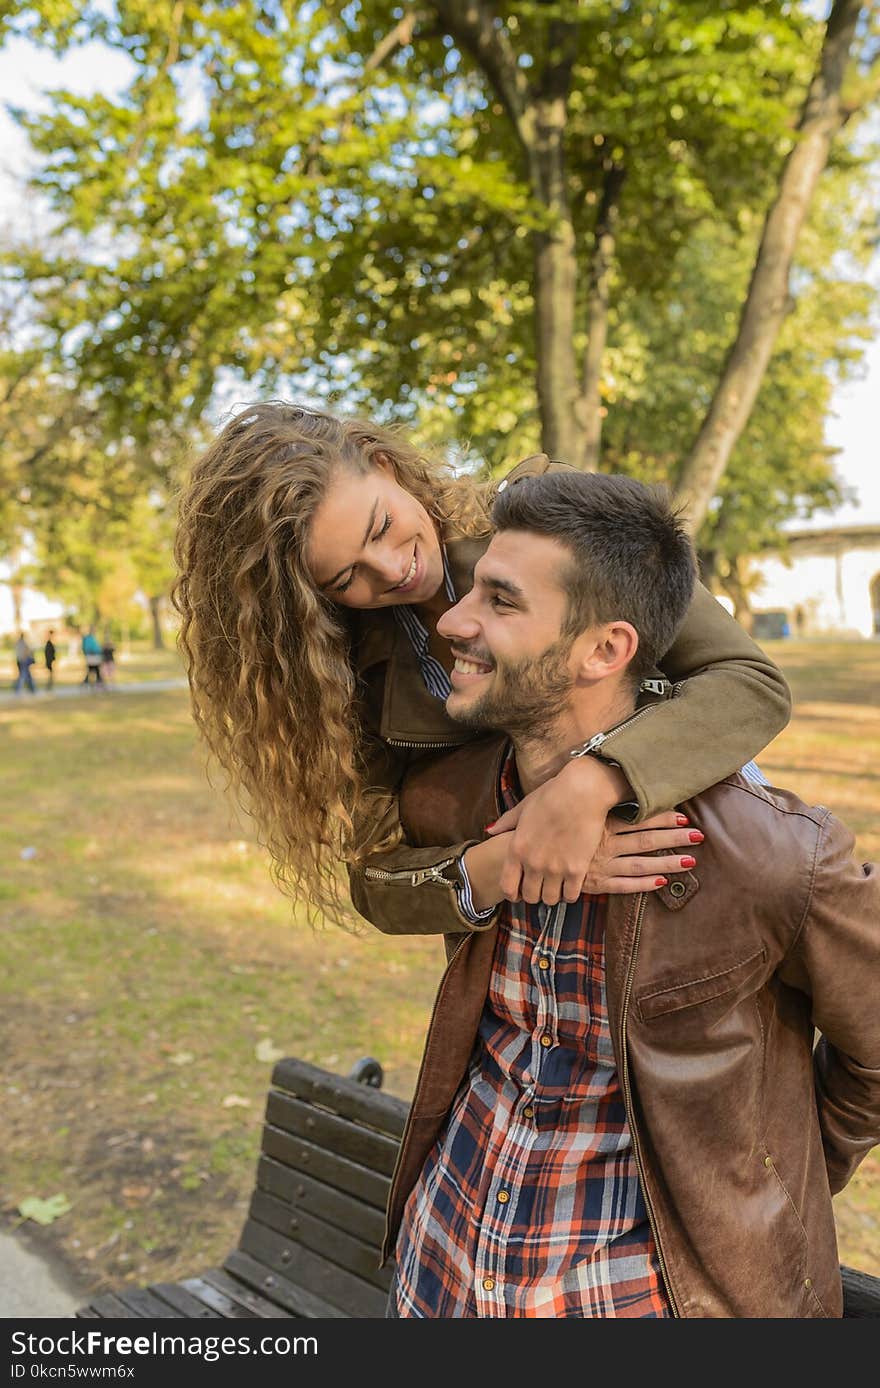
[392,749,670,1318]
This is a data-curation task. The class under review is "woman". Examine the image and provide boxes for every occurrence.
[173,401,790,933]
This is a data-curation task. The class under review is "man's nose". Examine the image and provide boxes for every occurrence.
[437,595,479,640]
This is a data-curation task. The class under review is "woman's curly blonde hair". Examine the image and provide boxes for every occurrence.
[172,400,491,928]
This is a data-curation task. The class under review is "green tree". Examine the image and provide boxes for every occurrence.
[2,0,878,551]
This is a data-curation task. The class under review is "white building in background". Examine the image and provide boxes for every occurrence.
[749,525,880,639]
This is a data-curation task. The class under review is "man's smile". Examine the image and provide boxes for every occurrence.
[450,646,494,687]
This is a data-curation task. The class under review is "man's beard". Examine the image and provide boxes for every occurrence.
[446,640,575,742]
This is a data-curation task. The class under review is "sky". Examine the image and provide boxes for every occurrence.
[0,29,878,532]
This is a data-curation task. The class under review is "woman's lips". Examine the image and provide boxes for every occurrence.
[390,545,422,596]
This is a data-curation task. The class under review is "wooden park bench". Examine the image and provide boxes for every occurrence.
[75,1055,880,1320]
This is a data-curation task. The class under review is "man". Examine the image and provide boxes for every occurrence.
[44,629,57,690]
[13,632,36,694]
[384,471,879,1318]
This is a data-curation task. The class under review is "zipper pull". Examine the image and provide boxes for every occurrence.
[411,858,456,886]
[570,732,607,759]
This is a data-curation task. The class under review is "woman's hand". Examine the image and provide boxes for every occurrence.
[486,756,704,905]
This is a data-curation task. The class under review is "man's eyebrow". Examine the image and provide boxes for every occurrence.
[476,571,526,602]
[319,498,379,589]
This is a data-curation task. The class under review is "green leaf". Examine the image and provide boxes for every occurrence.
[18,1194,72,1226]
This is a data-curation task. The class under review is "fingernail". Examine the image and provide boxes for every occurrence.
[655,877,668,887]
[680,855,696,869]
[688,830,704,843]
[676,815,689,826]
[485,822,497,831]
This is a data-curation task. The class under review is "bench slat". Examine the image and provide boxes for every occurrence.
[261,1123,390,1210]
[84,1292,142,1319]
[842,1265,880,1318]
[147,1281,222,1318]
[237,1220,388,1318]
[176,1275,267,1320]
[256,1154,387,1247]
[264,1092,400,1175]
[222,1249,348,1319]
[246,1189,391,1290]
[113,1286,181,1318]
[271,1058,408,1139]
[200,1268,292,1319]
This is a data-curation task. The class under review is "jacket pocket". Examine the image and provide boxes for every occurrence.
[637,947,767,1022]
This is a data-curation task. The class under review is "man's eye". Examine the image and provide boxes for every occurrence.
[491,595,513,610]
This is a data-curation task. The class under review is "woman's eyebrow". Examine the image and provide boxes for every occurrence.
[320,498,379,589]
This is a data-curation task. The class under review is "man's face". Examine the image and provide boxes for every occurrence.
[436,529,582,739]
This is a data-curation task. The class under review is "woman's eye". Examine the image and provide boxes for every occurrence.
[335,570,356,594]
[373,512,392,540]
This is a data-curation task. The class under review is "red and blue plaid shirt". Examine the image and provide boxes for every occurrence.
[392,749,670,1318]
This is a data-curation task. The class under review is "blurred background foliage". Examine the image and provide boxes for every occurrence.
[0,0,878,627]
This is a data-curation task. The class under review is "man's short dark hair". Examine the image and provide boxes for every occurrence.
[490,471,697,683]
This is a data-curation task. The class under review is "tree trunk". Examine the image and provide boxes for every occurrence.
[580,161,626,472]
[530,100,582,463]
[718,557,756,633]
[675,0,864,534]
[149,594,165,650]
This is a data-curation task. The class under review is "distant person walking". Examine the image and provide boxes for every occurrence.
[100,630,116,686]
[81,627,104,688]
[13,633,36,694]
[44,630,57,690]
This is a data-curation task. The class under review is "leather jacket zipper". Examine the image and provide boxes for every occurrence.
[619,893,682,1317]
[386,736,466,750]
[571,683,683,759]
[363,857,457,887]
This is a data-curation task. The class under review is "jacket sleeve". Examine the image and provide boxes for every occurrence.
[345,665,502,937]
[598,582,792,818]
[776,812,880,1194]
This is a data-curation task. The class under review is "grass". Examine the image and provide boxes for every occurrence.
[1,637,878,1298]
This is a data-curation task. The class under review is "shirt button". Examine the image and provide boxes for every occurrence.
[523,1106,535,1119]
[497,1190,510,1203]
[540,1034,553,1048]
[482,1277,496,1291]
[538,956,551,970]
[804,1278,813,1290]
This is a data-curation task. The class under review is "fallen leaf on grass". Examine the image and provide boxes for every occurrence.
[18,1194,72,1226]
[254,1038,284,1064]
[221,1094,251,1109]
[121,1184,152,1203]
[169,1051,195,1066]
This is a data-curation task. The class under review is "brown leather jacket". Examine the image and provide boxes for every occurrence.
[347,455,792,937]
[381,735,880,1317]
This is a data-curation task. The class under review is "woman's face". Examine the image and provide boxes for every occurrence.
[307,458,446,610]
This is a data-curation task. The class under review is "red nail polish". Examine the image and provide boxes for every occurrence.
[688,830,704,843]
[680,855,696,869]
[676,815,689,826]
[655,877,668,887]
[485,822,497,831]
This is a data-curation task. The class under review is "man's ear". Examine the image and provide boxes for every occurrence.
[572,622,639,684]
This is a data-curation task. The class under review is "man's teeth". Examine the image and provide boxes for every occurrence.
[454,658,490,675]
